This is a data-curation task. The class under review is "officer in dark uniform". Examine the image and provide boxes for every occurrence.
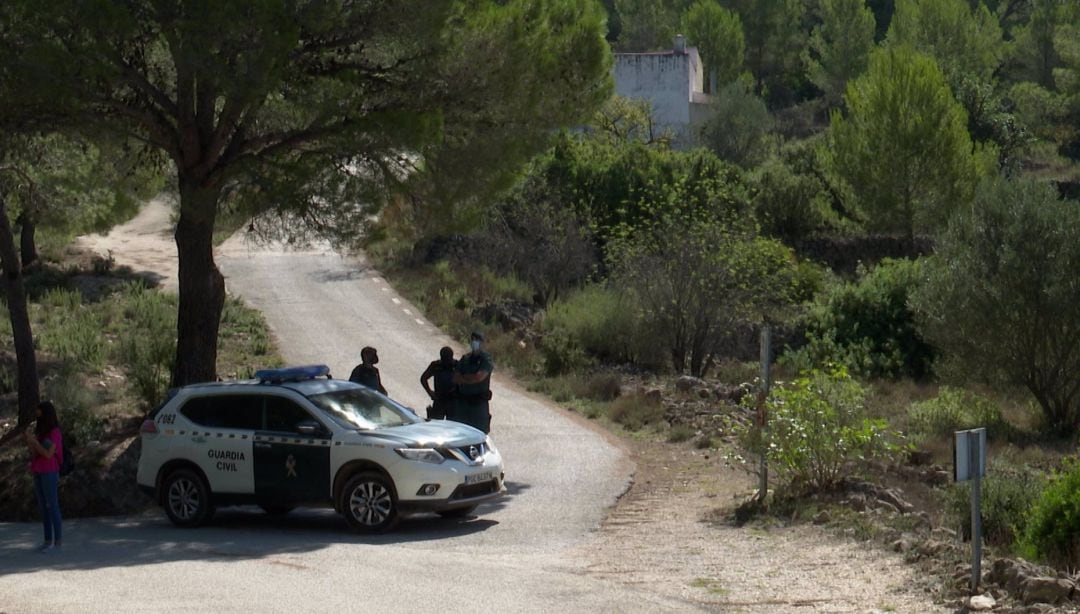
[349,346,388,395]
[452,332,494,433]
[420,346,458,421]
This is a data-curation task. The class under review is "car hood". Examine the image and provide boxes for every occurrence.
[352,421,487,448]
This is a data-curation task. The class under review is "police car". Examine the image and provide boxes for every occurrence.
[136,365,505,532]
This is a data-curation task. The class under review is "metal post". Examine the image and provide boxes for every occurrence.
[757,324,771,502]
[969,430,982,593]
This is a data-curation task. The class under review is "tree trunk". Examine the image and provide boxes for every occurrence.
[171,181,224,387]
[17,212,37,268]
[0,195,40,446]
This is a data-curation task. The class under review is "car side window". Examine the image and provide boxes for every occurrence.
[264,396,321,435]
[180,395,262,431]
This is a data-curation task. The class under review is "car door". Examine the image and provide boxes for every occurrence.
[178,394,260,494]
[254,394,332,504]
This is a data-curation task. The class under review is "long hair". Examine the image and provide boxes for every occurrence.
[35,401,60,439]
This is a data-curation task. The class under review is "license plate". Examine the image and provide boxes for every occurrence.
[464,471,493,485]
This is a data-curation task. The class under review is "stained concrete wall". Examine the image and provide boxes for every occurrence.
[613,47,708,148]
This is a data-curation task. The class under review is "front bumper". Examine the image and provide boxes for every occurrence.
[398,474,506,513]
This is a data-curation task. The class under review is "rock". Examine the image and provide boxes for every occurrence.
[918,539,948,556]
[844,494,867,512]
[892,538,914,553]
[907,449,934,466]
[675,375,705,393]
[987,558,1042,593]
[696,387,711,399]
[875,487,916,514]
[966,594,996,611]
[931,526,957,542]
[1021,577,1075,605]
[812,511,830,525]
[925,469,952,485]
[643,388,663,401]
[471,299,539,332]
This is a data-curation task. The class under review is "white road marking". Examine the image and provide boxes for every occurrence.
[403,309,412,315]
[381,287,389,292]
[415,318,425,326]
[391,298,401,305]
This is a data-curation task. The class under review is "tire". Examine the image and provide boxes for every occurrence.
[340,471,399,533]
[437,505,478,519]
[259,504,295,516]
[162,468,214,528]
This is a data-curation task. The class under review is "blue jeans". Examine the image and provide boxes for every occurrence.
[33,472,62,545]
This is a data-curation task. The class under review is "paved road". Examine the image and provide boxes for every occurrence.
[0,214,701,612]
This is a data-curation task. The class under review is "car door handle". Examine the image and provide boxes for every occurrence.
[254,442,271,449]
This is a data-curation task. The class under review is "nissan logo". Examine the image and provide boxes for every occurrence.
[468,446,479,460]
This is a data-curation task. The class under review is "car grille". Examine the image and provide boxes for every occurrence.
[440,442,488,465]
[449,479,499,500]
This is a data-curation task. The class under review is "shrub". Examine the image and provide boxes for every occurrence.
[576,372,622,402]
[116,283,176,409]
[606,393,665,431]
[783,258,934,378]
[539,328,593,376]
[542,284,651,367]
[668,424,695,443]
[37,289,107,371]
[908,387,1011,440]
[942,462,1044,549]
[737,367,900,493]
[1021,461,1080,568]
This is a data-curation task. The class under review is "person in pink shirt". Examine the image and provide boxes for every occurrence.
[22,400,63,552]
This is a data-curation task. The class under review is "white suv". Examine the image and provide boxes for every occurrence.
[136,365,505,532]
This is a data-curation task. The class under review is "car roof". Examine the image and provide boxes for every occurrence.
[175,377,364,397]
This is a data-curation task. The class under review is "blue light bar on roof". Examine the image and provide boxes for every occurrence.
[255,364,331,383]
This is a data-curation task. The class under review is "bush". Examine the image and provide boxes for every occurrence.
[576,372,622,402]
[539,328,593,376]
[542,284,653,367]
[908,387,1011,440]
[37,288,107,371]
[606,393,665,431]
[737,367,900,493]
[783,258,934,378]
[699,80,775,168]
[668,424,695,443]
[942,462,1044,549]
[1021,460,1080,568]
[116,283,176,409]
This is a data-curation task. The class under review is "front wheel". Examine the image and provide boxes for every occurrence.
[162,469,214,528]
[340,472,399,533]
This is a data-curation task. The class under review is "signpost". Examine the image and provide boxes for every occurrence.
[954,427,987,593]
[757,324,771,502]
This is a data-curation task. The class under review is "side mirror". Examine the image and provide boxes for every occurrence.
[297,421,322,436]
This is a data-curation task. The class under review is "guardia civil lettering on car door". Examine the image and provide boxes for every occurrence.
[136,365,506,532]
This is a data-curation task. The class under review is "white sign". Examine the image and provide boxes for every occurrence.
[954,428,987,482]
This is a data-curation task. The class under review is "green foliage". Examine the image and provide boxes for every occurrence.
[668,424,695,443]
[737,367,899,493]
[699,80,775,167]
[911,179,1080,435]
[612,0,682,52]
[36,289,107,371]
[539,328,594,376]
[783,259,933,378]
[721,0,807,105]
[683,1,745,92]
[543,284,652,367]
[611,213,796,376]
[750,138,851,243]
[578,372,623,402]
[944,462,1045,549]
[1021,460,1080,568]
[607,392,665,431]
[908,387,1009,440]
[886,0,1004,83]
[117,283,176,410]
[805,0,876,103]
[829,46,979,239]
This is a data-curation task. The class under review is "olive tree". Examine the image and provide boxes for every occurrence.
[911,179,1080,435]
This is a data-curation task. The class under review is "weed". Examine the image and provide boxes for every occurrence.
[693,435,714,449]
[606,393,665,431]
[668,424,695,443]
[576,372,622,402]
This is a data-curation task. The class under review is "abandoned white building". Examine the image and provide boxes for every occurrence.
[612,35,713,148]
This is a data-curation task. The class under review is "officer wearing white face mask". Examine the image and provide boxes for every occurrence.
[452,331,494,433]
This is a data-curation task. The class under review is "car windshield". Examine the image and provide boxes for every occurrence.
[306,387,421,430]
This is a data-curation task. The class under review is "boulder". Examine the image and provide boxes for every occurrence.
[675,375,705,393]
[1021,577,1075,605]
[966,594,995,611]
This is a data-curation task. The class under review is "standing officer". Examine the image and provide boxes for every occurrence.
[452,332,494,433]
[349,346,388,395]
[420,346,458,421]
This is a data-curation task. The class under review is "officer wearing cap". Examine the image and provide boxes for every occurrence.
[452,332,494,433]
[420,346,458,421]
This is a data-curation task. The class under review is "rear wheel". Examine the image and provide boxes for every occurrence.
[340,472,399,533]
[162,469,214,528]
[437,505,478,519]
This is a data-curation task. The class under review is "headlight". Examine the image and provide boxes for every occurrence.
[395,448,444,464]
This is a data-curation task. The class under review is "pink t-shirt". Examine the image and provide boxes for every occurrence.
[30,427,62,474]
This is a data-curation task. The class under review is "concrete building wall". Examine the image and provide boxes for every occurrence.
[612,42,710,149]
